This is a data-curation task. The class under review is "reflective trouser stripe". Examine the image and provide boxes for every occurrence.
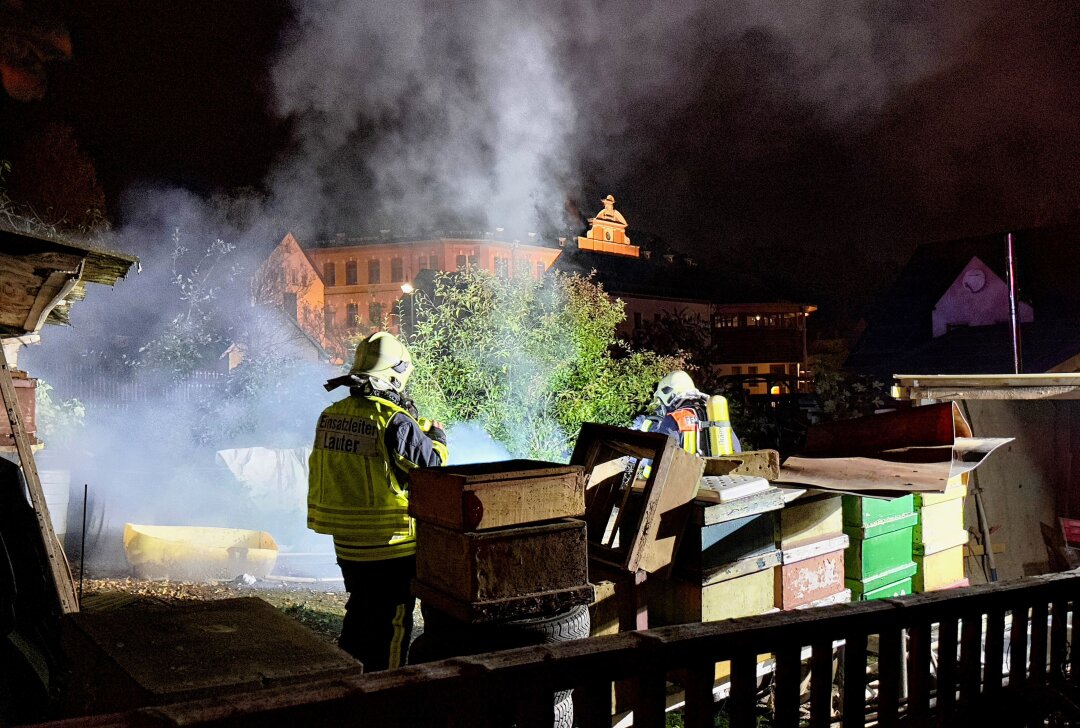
[388,603,406,670]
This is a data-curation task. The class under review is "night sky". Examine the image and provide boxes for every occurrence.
[2,0,1079,331]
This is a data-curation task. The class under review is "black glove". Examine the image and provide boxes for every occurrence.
[426,424,447,446]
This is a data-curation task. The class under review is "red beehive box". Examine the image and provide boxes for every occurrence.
[0,371,37,446]
[775,534,848,610]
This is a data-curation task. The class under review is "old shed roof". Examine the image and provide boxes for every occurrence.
[0,226,138,337]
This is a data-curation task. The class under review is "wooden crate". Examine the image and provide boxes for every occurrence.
[571,423,704,574]
[677,511,777,577]
[913,497,965,549]
[649,564,776,625]
[776,535,848,609]
[415,518,588,612]
[778,494,842,549]
[844,525,915,579]
[914,543,966,592]
[409,460,584,531]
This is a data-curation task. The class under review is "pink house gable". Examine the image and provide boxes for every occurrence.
[931,256,1034,337]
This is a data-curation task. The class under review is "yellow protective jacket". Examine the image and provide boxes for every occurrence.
[308,393,447,561]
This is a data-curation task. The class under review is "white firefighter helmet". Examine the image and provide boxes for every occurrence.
[651,370,696,410]
[350,331,413,392]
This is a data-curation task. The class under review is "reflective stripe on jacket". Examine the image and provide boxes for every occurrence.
[308,394,443,561]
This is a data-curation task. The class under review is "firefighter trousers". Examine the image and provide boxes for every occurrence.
[338,555,416,671]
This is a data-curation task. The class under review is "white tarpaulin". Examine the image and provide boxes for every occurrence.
[215,447,310,511]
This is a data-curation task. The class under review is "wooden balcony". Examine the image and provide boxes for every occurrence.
[53,570,1080,727]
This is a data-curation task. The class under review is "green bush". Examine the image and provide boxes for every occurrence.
[384,268,682,461]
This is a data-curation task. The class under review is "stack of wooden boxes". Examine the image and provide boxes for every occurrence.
[843,495,918,601]
[409,460,595,622]
[912,475,969,592]
[776,494,850,609]
[650,485,785,625]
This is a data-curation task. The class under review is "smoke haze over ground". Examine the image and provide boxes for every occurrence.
[7,0,1080,573]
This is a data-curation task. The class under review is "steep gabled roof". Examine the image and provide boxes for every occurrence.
[847,220,1080,373]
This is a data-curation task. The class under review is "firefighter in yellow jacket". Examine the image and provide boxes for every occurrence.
[308,331,448,670]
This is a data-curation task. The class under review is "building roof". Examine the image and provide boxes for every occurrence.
[0,226,139,337]
[552,246,805,306]
[308,232,561,251]
[847,220,1080,373]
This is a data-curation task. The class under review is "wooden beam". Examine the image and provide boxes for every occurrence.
[0,343,79,612]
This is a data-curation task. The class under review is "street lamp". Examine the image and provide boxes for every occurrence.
[400,282,416,336]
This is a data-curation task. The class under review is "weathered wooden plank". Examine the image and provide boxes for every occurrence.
[0,347,78,613]
[1073,600,1080,688]
[876,628,901,728]
[1010,605,1029,688]
[984,608,1006,695]
[1029,600,1048,686]
[681,659,716,728]
[574,678,613,728]
[729,650,757,728]
[906,622,931,721]
[841,633,867,728]
[958,613,982,705]
[690,484,784,525]
[936,617,958,717]
[810,639,834,728]
[772,642,802,728]
[629,668,666,728]
[408,460,584,531]
[1050,599,1068,681]
[702,450,780,479]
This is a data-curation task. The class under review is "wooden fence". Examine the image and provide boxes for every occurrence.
[46,571,1080,727]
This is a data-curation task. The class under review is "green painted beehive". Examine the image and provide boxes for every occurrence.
[842,494,915,528]
[847,575,914,601]
[844,524,916,579]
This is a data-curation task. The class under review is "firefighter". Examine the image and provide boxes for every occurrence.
[633,370,740,457]
[308,331,448,671]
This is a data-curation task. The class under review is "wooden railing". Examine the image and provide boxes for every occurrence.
[48,571,1080,727]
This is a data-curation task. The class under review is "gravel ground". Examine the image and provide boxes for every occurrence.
[79,576,424,645]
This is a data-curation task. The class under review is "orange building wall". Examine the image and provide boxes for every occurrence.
[305,238,562,332]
